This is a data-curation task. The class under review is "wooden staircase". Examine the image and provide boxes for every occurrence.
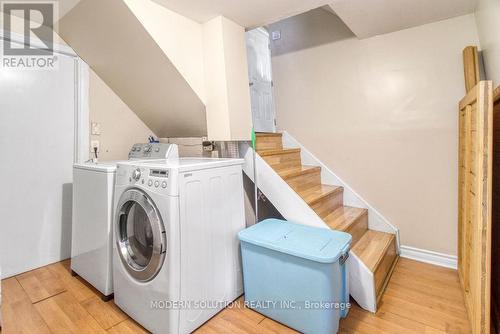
[255,132,399,310]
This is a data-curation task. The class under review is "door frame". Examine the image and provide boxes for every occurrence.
[0,29,90,164]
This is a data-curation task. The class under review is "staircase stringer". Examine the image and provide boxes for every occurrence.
[348,252,377,312]
[240,142,327,229]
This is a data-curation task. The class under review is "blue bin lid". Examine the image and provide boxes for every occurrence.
[238,219,352,264]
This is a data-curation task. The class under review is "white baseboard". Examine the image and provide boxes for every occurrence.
[400,245,457,269]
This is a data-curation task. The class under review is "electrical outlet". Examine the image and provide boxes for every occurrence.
[91,140,100,153]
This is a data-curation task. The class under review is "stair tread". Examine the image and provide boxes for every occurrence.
[278,165,320,179]
[297,184,343,205]
[258,148,301,156]
[351,230,396,272]
[324,206,368,231]
[256,132,282,137]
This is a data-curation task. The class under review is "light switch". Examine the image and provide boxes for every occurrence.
[91,122,101,135]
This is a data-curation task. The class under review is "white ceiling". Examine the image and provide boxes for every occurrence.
[7,0,478,35]
[329,0,477,39]
[151,0,333,28]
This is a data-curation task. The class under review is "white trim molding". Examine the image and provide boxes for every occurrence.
[75,58,90,163]
[400,245,457,269]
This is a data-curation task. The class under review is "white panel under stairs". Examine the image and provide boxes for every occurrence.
[58,0,206,137]
[241,132,399,312]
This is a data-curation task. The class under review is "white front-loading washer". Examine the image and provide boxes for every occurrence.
[71,143,178,300]
[113,158,246,333]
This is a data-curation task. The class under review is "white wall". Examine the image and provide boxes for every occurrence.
[475,0,500,85]
[89,70,155,161]
[159,137,205,157]
[124,0,206,103]
[270,10,480,255]
[203,16,252,141]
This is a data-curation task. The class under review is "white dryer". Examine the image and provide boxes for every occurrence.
[113,158,245,333]
[71,143,178,300]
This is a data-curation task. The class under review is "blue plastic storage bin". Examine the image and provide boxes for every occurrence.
[239,219,352,334]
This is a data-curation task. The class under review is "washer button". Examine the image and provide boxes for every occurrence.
[148,180,153,187]
[161,181,167,188]
[154,181,160,188]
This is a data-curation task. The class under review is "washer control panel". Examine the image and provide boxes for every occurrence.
[125,166,171,192]
[147,169,168,189]
[150,169,169,178]
[116,163,178,196]
[128,143,178,160]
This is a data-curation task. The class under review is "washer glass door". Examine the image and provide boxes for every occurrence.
[116,188,166,282]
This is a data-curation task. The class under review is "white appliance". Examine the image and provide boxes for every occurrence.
[71,143,178,300]
[113,158,245,333]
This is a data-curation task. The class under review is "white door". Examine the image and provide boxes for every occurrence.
[246,28,276,133]
[0,51,79,278]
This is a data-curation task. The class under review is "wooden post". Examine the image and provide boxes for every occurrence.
[491,86,500,334]
[463,46,480,93]
[458,81,493,334]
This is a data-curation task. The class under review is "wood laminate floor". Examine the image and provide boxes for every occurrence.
[1,258,471,333]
